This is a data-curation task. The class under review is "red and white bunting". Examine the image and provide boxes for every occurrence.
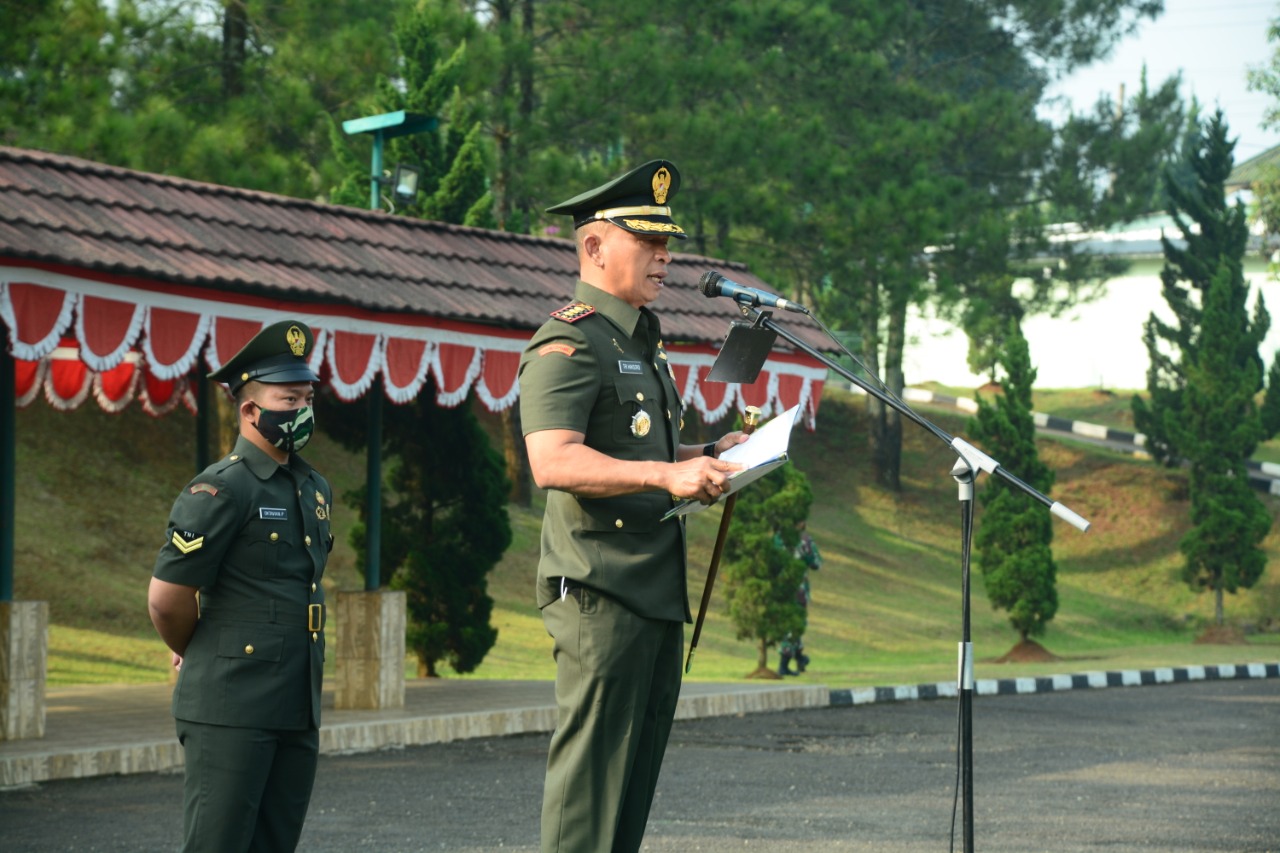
[3,267,825,425]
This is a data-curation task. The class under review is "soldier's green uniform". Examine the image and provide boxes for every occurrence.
[152,320,331,853]
[519,160,695,853]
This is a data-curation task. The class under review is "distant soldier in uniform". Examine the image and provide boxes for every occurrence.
[147,319,332,853]
[777,519,822,676]
[518,159,747,853]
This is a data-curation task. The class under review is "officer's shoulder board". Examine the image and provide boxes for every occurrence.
[550,301,595,323]
[210,452,247,477]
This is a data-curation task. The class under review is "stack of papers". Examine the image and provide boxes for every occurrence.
[662,405,801,520]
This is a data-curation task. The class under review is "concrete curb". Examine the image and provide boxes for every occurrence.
[828,661,1280,706]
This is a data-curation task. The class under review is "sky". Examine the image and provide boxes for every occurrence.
[1045,0,1280,163]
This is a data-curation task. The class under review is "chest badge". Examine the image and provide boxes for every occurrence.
[630,409,652,438]
[315,491,330,521]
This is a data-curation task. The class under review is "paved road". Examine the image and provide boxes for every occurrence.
[2,679,1276,852]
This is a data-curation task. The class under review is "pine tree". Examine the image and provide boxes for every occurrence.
[321,381,509,676]
[969,321,1058,645]
[1169,257,1271,627]
[1131,111,1272,627]
[722,465,812,676]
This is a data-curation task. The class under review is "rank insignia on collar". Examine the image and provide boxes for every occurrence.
[550,301,595,323]
[189,483,218,497]
[171,530,205,554]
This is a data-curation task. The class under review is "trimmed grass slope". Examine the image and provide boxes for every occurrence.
[12,385,1279,687]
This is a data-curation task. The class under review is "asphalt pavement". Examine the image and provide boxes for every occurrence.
[2,678,1276,852]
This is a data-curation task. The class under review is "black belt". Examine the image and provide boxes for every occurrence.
[199,599,325,631]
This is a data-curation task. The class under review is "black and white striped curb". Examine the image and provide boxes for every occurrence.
[887,386,1280,495]
[828,661,1280,706]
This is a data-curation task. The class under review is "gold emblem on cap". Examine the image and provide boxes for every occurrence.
[631,409,651,438]
[286,325,306,357]
[652,166,671,204]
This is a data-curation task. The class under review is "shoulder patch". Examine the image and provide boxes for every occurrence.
[539,343,576,358]
[550,301,596,323]
[189,482,218,497]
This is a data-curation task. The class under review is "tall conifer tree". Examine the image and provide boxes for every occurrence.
[970,321,1058,645]
[1132,111,1272,626]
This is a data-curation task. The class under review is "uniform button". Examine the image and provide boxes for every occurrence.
[635,392,645,402]
[230,455,240,461]
[311,632,318,642]
[270,532,279,542]
[615,519,624,529]
[305,535,312,546]
[311,582,317,593]
[244,644,254,655]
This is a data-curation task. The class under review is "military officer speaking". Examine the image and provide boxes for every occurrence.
[148,319,333,853]
[518,160,748,853]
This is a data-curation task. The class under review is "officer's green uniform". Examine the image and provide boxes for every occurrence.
[518,160,693,853]
[152,320,332,853]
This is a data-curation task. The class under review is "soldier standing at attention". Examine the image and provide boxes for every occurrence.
[148,320,332,853]
[518,160,747,853]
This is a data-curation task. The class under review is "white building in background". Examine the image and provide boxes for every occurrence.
[904,147,1280,392]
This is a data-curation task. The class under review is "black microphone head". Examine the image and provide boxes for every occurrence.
[699,270,724,297]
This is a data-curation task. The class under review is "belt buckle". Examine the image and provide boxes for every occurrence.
[308,603,324,632]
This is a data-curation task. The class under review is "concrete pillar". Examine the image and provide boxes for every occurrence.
[0,600,48,740]
[333,590,405,710]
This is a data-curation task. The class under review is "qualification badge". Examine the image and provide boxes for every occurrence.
[630,409,652,438]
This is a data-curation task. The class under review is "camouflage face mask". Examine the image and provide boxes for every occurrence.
[253,403,315,453]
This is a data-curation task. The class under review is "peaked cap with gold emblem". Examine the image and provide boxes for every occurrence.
[208,319,320,393]
[545,159,687,239]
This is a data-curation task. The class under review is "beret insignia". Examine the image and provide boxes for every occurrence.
[550,302,596,323]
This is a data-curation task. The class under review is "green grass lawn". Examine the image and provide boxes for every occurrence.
[15,384,1280,689]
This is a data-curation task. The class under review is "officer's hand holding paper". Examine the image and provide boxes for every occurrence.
[663,405,800,520]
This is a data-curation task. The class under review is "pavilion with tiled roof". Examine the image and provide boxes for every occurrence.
[0,146,828,421]
[0,145,832,736]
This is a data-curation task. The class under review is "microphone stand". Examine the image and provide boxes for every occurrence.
[733,302,1090,853]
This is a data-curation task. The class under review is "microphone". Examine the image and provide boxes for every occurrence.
[699,270,809,314]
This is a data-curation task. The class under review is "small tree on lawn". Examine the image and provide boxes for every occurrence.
[1130,110,1273,629]
[722,465,812,678]
[1169,263,1271,627]
[969,320,1058,650]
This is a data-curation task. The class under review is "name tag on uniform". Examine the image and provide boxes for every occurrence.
[259,507,288,520]
[618,360,643,374]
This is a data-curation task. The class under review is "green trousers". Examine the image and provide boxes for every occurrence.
[541,586,684,853]
[176,719,319,853]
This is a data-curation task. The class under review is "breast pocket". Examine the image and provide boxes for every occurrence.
[611,375,661,445]
[226,518,285,578]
